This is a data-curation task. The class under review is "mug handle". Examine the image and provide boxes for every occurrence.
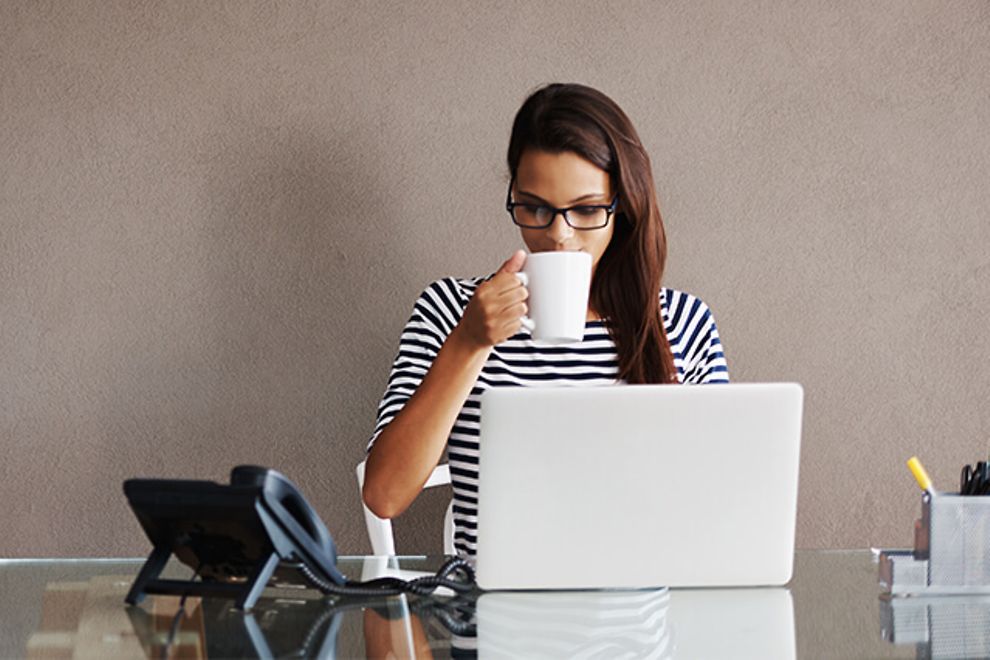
[514,272,535,331]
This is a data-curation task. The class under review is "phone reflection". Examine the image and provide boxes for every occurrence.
[125,585,473,658]
[476,587,795,660]
[127,596,343,658]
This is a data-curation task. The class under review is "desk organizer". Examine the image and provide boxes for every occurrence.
[880,493,990,595]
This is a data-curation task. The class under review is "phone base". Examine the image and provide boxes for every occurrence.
[125,546,281,611]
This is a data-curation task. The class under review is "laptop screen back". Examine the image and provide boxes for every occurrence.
[475,383,803,590]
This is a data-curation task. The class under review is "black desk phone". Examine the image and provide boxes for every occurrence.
[124,465,473,610]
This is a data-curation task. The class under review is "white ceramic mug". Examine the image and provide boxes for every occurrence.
[515,251,593,344]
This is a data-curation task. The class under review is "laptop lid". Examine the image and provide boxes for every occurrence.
[475,383,803,590]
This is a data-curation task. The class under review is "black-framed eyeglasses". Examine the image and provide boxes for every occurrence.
[505,180,619,231]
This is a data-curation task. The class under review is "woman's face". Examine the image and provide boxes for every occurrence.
[512,149,615,273]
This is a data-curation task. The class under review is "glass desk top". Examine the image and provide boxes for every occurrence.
[0,550,980,658]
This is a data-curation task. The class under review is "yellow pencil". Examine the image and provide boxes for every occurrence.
[907,456,934,493]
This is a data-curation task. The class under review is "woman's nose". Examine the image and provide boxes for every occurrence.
[545,212,574,243]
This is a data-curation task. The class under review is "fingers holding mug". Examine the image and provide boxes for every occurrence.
[512,272,535,331]
[456,252,532,347]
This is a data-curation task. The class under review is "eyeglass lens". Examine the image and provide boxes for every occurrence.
[512,205,609,229]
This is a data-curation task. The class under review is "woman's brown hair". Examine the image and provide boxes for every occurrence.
[507,83,677,384]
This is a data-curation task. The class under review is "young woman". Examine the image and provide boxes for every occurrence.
[363,83,729,557]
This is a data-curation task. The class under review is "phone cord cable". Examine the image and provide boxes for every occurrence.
[295,556,476,597]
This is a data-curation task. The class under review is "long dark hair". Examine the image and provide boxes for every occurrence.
[507,83,677,384]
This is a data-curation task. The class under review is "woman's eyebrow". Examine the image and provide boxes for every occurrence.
[516,189,609,205]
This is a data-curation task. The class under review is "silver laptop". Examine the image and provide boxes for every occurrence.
[475,383,803,590]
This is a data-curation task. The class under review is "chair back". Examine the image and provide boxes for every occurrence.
[355,460,454,556]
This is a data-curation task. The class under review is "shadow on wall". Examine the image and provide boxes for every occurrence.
[194,124,413,552]
[91,122,449,555]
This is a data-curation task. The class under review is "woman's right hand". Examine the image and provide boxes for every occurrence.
[454,250,529,348]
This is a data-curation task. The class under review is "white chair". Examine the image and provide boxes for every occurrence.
[356,460,455,556]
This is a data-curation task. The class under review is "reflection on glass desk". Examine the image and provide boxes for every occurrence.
[881,594,990,659]
[0,550,964,658]
[477,589,793,659]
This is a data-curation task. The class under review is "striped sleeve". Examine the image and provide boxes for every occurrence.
[679,298,729,384]
[663,288,729,384]
[366,279,469,452]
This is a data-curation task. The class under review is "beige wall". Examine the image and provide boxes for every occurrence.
[1,0,988,557]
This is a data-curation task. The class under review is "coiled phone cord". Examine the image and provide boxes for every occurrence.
[293,556,476,597]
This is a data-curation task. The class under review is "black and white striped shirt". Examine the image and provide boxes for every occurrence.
[369,277,729,557]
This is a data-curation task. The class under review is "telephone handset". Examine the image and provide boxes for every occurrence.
[229,465,345,586]
[124,465,346,610]
[124,465,473,611]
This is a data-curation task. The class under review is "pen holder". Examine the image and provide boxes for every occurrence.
[880,493,990,595]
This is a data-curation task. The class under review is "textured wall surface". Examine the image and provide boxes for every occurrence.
[1,0,988,557]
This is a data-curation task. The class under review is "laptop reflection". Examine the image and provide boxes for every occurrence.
[476,587,794,660]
